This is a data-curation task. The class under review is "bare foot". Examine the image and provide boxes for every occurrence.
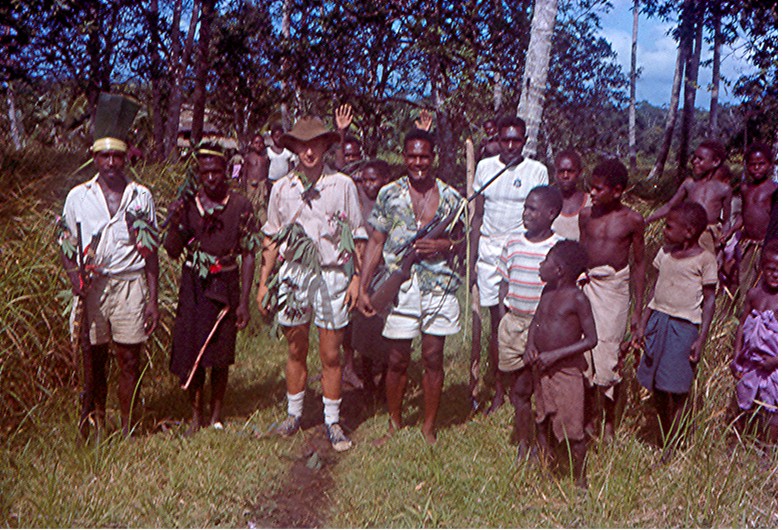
[485,395,504,416]
[372,431,394,447]
[184,417,201,437]
[584,421,597,441]
[603,421,615,443]
[422,428,437,445]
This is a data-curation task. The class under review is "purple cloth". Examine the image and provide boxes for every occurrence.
[732,310,778,411]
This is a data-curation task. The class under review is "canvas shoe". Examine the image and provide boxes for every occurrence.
[275,415,301,437]
[326,423,353,452]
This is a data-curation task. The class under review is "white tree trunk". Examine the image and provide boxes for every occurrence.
[493,72,502,113]
[628,0,639,170]
[6,82,23,151]
[708,1,722,137]
[516,0,559,159]
[280,0,292,130]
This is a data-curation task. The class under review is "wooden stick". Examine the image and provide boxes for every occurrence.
[182,306,230,390]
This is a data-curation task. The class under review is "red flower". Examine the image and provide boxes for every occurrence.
[209,262,223,274]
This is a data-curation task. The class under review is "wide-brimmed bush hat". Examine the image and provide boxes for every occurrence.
[280,116,340,152]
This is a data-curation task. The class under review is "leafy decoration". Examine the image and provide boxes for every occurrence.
[55,216,77,260]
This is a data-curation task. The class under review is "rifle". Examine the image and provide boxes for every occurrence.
[74,222,94,439]
[368,154,524,314]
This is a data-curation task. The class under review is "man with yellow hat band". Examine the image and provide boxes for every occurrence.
[60,93,160,438]
[257,116,367,452]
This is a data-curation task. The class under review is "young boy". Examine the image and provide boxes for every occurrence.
[578,159,645,441]
[635,202,718,458]
[551,149,591,241]
[526,240,597,489]
[730,241,777,444]
[497,186,564,459]
[720,143,777,294]
[645,140,732,254]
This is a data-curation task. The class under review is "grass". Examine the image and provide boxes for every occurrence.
[0,145,777,527]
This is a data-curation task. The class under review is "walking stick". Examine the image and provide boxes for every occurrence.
[182,306,230,390]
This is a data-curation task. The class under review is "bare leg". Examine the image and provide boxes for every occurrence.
[421,334,445,444]
[570,438,588,489]
[209,367,229,426]
[318,327,344,400]
[486,305,505,414]
[382,339,412,439]
[468,287,482,411]
[115,342,141,437]
[341,322,363,389]
[510,367,535,460]
[282,324,311,395]
[91,345,110,430]
[583,381,596,438]
[187,374,204,436]
[602,385,618,442]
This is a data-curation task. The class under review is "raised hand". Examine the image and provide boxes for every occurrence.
[415,109,433,132]
[335,104,354,131]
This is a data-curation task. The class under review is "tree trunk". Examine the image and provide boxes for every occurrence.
[707,0,722,137]
[6,82,23,151]
[493,72,502,113]
[628,0,639,171]
[677,0,705,180]
[280,0,292,130]
[164,0,200,157]
[646,0,694,182]
[147,0,166,160]
[190,0,216,147]
[517,0,559,159]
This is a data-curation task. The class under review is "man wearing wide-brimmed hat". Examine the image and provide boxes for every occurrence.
[257,116,367,452]
[60,93,160,438]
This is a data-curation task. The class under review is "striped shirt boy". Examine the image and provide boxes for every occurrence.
[498,232,564,314]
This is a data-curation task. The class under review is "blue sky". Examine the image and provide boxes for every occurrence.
[597,0,758,108]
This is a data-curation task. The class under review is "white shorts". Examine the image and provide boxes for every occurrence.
[476,235,507,307]
[276,262,351,330]
[383,274,460,340]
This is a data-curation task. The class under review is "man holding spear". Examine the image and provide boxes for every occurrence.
[59,93,159,439]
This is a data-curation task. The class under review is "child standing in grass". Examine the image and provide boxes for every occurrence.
[551,149,590,241]
[526,240,597,489]
[635,202,718,458]
[496,185,564,460]
[730,241,777,445]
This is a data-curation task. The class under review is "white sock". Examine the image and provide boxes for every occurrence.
[322,397,341,426]
[287,391,304,418]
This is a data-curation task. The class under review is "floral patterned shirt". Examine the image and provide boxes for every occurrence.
[369,176,464,294]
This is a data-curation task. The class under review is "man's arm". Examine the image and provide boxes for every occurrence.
[645,182,688,225]
[719,185,732,238]
[730,294,753,378]
[237,251,255,329]
[256,235,278,317]
[536,293,598,370]
[629,214,646,342]
[143,251,160,335]
[357,228,387,317]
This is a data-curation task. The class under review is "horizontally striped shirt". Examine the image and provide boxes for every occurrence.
[498,232,563,315]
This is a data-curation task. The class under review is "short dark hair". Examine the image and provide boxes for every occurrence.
[592,159,629,190]
[362,159,392,180]
[672,201,708,237]
[745,142,774,163]
[483,118,497,127]
[762,239,778,260]
[548,240,589,280]
[403,128,435,152]
[528,185,563,217]
[270,122,284,134]
[555,149,583,171]
[698,140,727,164]
[344,134,362,149]
[496,115,526,135]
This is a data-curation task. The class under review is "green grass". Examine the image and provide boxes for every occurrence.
[0,146,777,527]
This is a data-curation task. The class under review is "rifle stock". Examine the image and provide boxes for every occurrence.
[75,223,94,439]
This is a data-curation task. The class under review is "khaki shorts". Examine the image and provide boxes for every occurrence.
[498,311,534,372]
[383,274,460,340]
[71,273,149,346]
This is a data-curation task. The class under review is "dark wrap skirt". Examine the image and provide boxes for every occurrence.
[636,310,699,394]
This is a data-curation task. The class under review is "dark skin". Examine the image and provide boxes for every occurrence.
[646,146,732,230]
[479,120,501,159]
[554,155,587,216]
[168,156,255,431]
[722,151,777,243]
[497,193,558,460]
[358,138,451,445]
[469,124,527,414]
[61,149,160,436]
[578,173,645,440]
[633,211,717,451]
[241,135,270,188]
[525,253,597,489]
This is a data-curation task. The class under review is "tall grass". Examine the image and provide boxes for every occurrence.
[1,146,776,527]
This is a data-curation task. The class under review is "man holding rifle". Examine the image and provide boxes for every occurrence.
[358,129,463,445]
[60,93,159,439]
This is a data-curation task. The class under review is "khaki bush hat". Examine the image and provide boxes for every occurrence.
[280,116,340,152]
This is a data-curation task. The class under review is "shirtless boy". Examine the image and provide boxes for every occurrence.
[721,143,777,294]
[578,159,645,441]
[552,149,590,241]
[527,240,597,488]
[645,140,732,253]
